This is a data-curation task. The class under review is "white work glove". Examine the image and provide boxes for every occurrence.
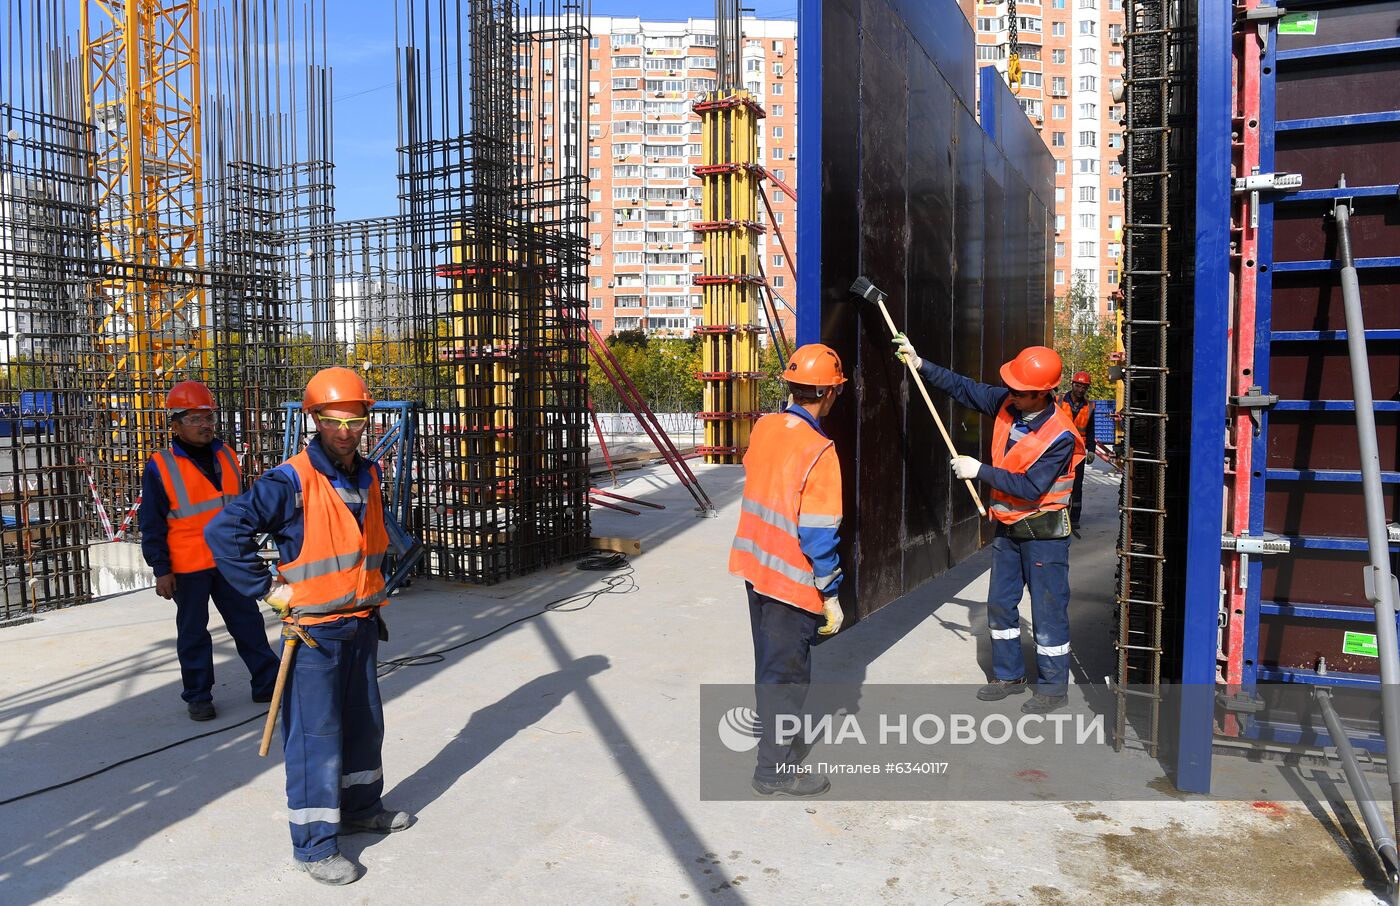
[817,595,845,636]
[891,332,922,370]
[951,455,982,481]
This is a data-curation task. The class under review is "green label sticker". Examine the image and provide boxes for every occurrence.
[1343,631,1379,658]
[1279,12,1319,35]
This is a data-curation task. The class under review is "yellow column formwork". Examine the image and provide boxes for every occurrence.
[695,90,764,464]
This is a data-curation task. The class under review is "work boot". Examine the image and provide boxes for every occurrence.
[976,678,1028,701]
[751,773,831,798]
[341,808,414,835]
[1021,693,1069,715]
[187,701,216,721]
[295,853,359,886]
[252,690,274,704]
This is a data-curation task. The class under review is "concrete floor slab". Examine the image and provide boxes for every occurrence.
[0,461,1386,904]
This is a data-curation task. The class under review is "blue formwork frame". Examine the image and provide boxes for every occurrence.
[1176,0,1234,795]
[796,0,822,347]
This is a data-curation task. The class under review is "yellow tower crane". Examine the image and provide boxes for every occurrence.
[80,0,206,501]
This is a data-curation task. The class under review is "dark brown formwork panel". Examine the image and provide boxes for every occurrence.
[1271,270,1400,331]
[1262,549,1377,608]
[815,0,1054,619]
[1267,411,1400,472]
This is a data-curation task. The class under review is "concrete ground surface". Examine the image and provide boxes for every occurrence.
[0,459,1388,904]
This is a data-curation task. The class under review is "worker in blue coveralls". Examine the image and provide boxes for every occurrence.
[206,366,411,886]
[893,335,1085,714]
[139,380,278,722]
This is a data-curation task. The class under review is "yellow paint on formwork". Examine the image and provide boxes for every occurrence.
[696,89,764,464]
[81,0,207,468]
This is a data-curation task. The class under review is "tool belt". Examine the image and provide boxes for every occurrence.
[1007,508,1071,541]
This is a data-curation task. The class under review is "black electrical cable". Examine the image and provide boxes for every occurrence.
[0,554,635,808]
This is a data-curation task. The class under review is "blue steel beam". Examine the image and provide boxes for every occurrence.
[1277,110,1400,132]
[1266,468,1400,483]
[1273,257,1400,272]
[1271,330,1400,342]
[796,0,822,346]
[1261,601,1400,623]
[1281,185,1400,204]
[1274,400,1400,412]
[1178,0,1234,796]
[1277,37,1400,62]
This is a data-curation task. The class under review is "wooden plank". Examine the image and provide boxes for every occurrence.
[590,536,641,557]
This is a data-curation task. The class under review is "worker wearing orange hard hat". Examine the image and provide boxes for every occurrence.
[892,336,1085,714]
[729,343,848,798]
[206,366,410,886]
[1058,370,1097,535]
[139,381,279,722]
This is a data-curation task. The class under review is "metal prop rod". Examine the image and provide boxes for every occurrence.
[1314,685,1400,886]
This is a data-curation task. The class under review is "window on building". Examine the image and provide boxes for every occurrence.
[590,298,604,310]
[1051,76,1067,95]
[1107,268,1120,285]
[772,83,784,95]
[772,126,784,139]
[1052,21,1067,36]
[1109,51,1123,67]
[1107,242,1123,259]
[1052,131,1066,147]
[589,189,602,202]
[1110,78,1124,95]
[773,104,784,116]
[1079,213,1096,228]
[772,275,785,288]
[1055,159,1067,175]
[1055,214,1066,230]
[613,55,640,68]
[1080,103,1097,119]
[1020,45,1041,61]
[1052,103,1066,118]
[1055,268,1066,284]
[1055,187,1066,203]
[1109,24,1123,42]
[772,146,784,159]
[1078,130,1096,146]
[1079,75,1097,92]
[590,145,600,158]
[1021,71,1043,88]
[976,45,1005,62]
[1052,49,1066,64]
[745,58,761,73]
[1108,104,1124,122]
[774,211,785,224]
[772,168,785,182]
[772,62,785,76]
[1109,214,1123,230]
[1079,186,1096,202]
[590,58,600,70]
[1019,98,1043,118]
[1107,160,1122,175]
[590,36,600,48]
[590,211,602,223]
[1055,242,1066,257]
[1078,241,1096,256]
[590,255,602,267]
[1107,133,1123,149]
[588,103,600,116]
[1108,188,1122,203]
[1053,0,1066,6]
[611,32,639,46]
[1079,20,1096,35]
[1019,16,1042,31]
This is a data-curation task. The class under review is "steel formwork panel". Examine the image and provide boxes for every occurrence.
[797,0,1054,619]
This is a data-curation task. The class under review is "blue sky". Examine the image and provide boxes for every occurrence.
[326,1,800,221]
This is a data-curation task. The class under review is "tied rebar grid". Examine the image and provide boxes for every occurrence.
[1113,0,1193,755]
[397,0,590,584]
[0,1,97,618]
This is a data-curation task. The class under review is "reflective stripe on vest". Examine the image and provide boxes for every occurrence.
[987,405,1086,525]
[152,445,241,573]
[277,452,389,623]
[728,412,837,614]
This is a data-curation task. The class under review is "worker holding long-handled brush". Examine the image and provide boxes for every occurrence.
[729,344,848,798]
[892,337,1084,714]
[206,367,411,887]
[139,381,279,722]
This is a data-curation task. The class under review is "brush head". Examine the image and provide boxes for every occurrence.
[849,276,884,303]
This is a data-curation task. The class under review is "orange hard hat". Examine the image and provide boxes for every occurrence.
[1000,346,1063,391]
[303,366,375,413]
[166,381,215,411]
[1072,371,1092,385]
[784,344,847,387]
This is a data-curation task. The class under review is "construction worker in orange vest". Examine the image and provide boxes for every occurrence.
[139,381,279,722]
[893,337,1085,713]
[729,343,847,797]
[205,367,410,886]
[1058,370,1096,535]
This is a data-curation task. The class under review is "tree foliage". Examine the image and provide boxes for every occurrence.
[1052,272,1116,400]
[587,330,788,414]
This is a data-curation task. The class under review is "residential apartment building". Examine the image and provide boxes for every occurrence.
[973,0,1126,324]
[548,16,798,339]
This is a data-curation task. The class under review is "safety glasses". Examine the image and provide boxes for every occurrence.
[316,415,369,432]
[177,412,216,426]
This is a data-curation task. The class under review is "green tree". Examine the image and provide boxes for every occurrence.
[1053,271,1116,399]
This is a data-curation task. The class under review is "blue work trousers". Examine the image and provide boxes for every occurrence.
[986,534,1072,697]
[748,583,821,783]
[282,614,386,862]
[173,567,278,703]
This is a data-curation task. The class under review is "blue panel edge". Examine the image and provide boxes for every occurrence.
[796,0,822,346]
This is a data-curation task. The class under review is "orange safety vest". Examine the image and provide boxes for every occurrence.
[150,444,241,573]
[728,411,843,614]
[988,405,1086,525]
[1058,393,1093,433]
[276,451,388,626]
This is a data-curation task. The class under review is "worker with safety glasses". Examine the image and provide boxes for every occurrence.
[206,366,411,886]
[892,336,1085,714]
[729,344,848,797]
[140,381,279,722]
